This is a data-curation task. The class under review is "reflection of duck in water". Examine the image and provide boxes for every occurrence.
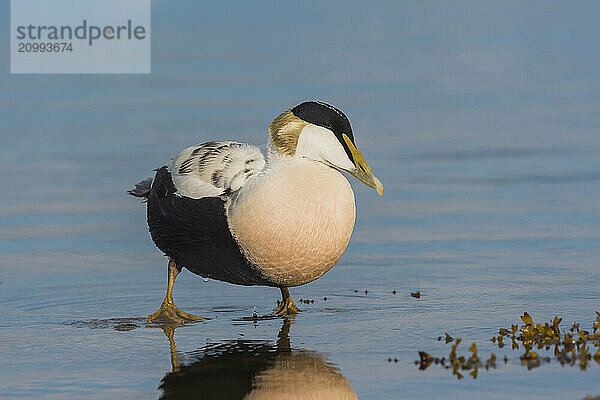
[158,318,357,400]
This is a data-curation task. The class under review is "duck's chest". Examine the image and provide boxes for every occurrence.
[227,161,356,286]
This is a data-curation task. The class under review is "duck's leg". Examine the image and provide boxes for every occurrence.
[273,287,301,315]
[147,258,207,324]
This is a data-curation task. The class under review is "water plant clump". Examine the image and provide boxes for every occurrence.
[494,312,600,370]
[417,338,497,380]
[417,312,600,379]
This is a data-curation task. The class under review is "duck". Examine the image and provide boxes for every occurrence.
[129,101,383,323]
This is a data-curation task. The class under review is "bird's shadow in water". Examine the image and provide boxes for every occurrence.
[156,317,358,400]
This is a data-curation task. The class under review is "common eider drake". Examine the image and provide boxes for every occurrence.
[130,101,383,323]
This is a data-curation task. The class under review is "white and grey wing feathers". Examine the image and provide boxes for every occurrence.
[169,141,265,199]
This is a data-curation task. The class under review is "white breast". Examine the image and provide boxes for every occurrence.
[227,157,356,287]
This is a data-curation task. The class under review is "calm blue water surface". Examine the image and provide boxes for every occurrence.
[1,1,600,399]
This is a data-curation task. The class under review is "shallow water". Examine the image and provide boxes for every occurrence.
[1,1,600,399]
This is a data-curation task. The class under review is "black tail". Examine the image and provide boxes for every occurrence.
[128,177,153,198]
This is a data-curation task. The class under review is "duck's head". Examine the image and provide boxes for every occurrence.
[269,101,384,195]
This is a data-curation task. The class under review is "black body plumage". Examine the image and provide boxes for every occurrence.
[142,166,271,286]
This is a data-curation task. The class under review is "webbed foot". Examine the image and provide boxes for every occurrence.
[147,300,206,324]
[147,258,208,324]
[273,287,301,315]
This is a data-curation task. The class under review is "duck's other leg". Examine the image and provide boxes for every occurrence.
[273,287,301,315]
[147,258,207,324]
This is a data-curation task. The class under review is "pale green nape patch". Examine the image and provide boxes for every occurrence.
[268,110,308,156]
